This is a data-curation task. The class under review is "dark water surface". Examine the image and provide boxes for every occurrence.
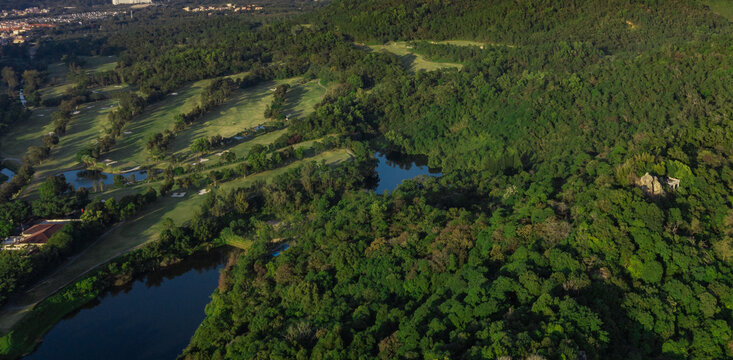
[1,168,14,182]
[60,169,148,189]
[24,251,227,360]
[374,151,442,193]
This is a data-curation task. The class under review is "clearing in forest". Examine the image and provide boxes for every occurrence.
[32,100,117,177]
[1,100,115,185]
[0,107,57,160]
[40,56,118,99]
[103,78,212,169]
[706,0,733,21]
[167,78,325,158]
[368,42,463,72]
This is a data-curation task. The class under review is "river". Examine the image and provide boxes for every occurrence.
[23,251,228,360]
[373,151,442,193]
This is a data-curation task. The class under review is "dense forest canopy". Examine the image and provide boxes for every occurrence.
[179,1,733,359]
[0,0,732,359]
[318,0,729,51]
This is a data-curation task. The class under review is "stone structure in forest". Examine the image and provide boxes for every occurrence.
[637,172,665,196]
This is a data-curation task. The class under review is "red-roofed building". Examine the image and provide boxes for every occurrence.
[19,223,65,245]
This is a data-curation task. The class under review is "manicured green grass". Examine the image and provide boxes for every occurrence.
[428,40,514,48]
[226,129,289,157]
[103,79,211,169]
[44,62,68,83]
[706,0,733,21]
[430,40,485,47]
[82,56,117,73]
[32,100,116,177]
[0,107,56,160]
[368,42,463,72]
[39,83,74,99]
[167,78,325,158]
[40,57,117,99]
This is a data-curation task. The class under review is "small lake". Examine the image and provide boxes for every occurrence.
[1,168,15,182]
[61,169,147,189]
[374,151,441,193]
[24,251,228,360]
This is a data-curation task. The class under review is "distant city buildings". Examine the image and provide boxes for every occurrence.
[183,3,264,13]
[112,0,152,5]
[0,7,49,18]
[0,11,118,45]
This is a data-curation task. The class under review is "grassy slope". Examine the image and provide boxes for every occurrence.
[1,56,122,161]
[0,107,56,160]
[368,42,463,72]
[103,79,210,169]
[168,78,325,159]
[706,0,733,21]
[82,56,117,73]
[33,100,116,176]
[39,56,118,99]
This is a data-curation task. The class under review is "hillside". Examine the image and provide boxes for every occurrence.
[0,0,732,359]
[180,1,733,359]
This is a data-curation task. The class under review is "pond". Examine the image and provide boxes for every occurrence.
[24,251,229,360]
[1,168,15,182]
[272,243,290,257]
[60,169,148,190]
[373,151,442,193]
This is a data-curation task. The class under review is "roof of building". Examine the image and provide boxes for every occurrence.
[19,223,65,244]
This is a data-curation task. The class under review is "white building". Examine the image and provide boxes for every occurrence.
[112,0,152,5]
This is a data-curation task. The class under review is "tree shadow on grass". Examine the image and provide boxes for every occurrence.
[282,83,307,119]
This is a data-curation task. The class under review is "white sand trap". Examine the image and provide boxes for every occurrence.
[198,189,210,195]
[171,192,187,198]
[72,111,81,115]
[123,131,133,135]
[170,92,179,96]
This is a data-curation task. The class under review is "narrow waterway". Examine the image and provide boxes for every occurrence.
[374,151,442,193]
[24,251,228,360]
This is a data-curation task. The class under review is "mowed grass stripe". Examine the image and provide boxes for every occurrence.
[167,78,325,158]
[104,78,211,169]
[368,42,463,72]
